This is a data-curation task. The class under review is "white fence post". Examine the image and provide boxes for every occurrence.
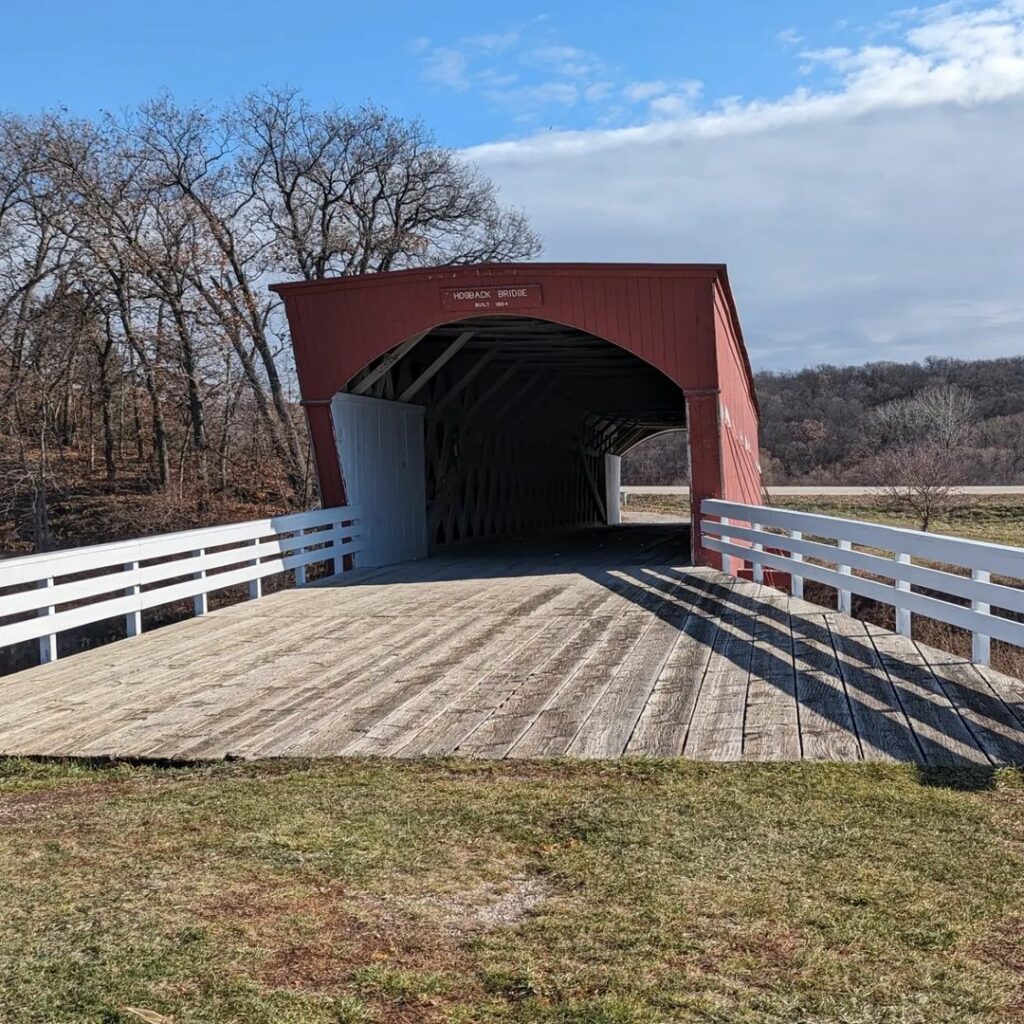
[697,498,1024,656]
[125,560,142,637]
[294,529,307,587]
[895,552,912,637]
[193,549,208,616]
[972,568,991,667]
[37,577,57,664]
[0,506,361,667]
[720,516,731,576]
[837,539,852,615]
[751,514,764,585]
[790,529,804,599]
[249,537,262,600]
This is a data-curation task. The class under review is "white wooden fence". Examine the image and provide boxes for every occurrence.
[701,498,1024,667]
[0,506,361,665]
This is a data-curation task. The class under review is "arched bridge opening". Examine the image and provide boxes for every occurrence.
[271,263,763,569]
[339,315,686,553]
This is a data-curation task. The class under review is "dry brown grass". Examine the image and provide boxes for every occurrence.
[2,757,1023,1023]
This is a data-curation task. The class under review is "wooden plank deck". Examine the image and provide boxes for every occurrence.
[2,523,1023,765]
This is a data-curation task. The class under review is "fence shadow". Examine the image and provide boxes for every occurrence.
[589,564,1024,772]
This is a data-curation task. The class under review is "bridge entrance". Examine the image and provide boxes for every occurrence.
[329,315,687,564]
[272,263,762,567]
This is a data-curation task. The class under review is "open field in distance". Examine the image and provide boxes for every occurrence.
[622,485,1024,498]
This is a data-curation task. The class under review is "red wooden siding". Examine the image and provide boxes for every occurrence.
[272,262,761,566]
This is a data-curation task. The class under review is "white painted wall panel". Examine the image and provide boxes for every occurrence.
[604,454,621,525]
[331,393,428,567]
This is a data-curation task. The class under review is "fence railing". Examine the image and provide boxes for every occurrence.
[701,498,1024,667]
[0,505,362,665]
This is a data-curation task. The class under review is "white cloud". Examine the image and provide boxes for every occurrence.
[647,81,703,118]
[525,44,605,80]
[463,2,1024,368]
[412,27,609,111]
[491,81,579,107]
[466,30,521,53]
[584,81,615,102]
[623,80,669,102]
[421,48,471,91]
[777,27,804,47]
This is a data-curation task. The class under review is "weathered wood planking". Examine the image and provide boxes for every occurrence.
[1,523,1021,765]
[741,588,801,761]
[867,624,991,767]
[825,614,922,763]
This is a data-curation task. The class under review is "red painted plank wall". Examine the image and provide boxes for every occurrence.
[272,263,761,565]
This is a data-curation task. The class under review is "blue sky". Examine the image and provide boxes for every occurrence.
[3,1,1023,369]
[0,1,951,144]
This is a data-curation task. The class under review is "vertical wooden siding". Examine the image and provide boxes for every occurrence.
[272,263,761,563]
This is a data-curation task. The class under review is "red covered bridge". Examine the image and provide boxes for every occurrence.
[3,263,1022,765]
[271,262,762,567]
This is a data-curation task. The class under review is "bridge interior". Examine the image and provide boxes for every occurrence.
[2,518,1022,766]
[343,315,687,549]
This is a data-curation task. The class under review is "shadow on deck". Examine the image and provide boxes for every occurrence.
[1,521,1022,766]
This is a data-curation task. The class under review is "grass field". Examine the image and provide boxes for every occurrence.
[624,494,1024,548]
[770,495,1024,549]
[1,758,1023,1024]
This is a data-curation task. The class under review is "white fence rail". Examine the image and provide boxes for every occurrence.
[0,505,362,665]
[701,498,1024,667]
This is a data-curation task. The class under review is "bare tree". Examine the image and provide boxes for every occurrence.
[237,89,541,279]
[869,384,977,531]
[0,92,542,553]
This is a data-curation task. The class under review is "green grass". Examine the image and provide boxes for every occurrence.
[770,496,1024,548]
[626,494,1024,548]
[1,758,1023,1023]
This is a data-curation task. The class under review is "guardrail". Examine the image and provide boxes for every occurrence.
[701,498,1024,667]
[0,505,362,665]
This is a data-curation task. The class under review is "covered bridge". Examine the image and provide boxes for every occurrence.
[271,262,763,567]
[5,265,1024,766]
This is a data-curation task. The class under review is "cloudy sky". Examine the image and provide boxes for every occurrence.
[3,1,1023,369]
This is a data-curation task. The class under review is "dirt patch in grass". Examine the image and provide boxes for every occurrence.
[973,916,1024,1021]
[0,782,113,824]
[215,872,550,992]
[2,758,1024,1023]
[399,876,550,934]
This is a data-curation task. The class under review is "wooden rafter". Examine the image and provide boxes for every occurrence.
[349,330,428,395]
[398,331,474,403]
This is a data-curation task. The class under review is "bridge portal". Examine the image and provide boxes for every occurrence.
[272,263,762,567]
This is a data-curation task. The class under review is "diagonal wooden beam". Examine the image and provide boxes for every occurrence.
[579,444,607,520]
[349,330,428,396]
[430,346,501,418]
[490,373,543,420]
[398,331,474,403]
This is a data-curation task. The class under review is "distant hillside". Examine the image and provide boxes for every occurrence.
[622,356,1024,486]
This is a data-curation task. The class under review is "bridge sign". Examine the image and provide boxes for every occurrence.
[440,283,543,312]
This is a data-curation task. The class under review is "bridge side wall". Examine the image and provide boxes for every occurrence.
[684,279,763,569]
[273,264,761,563]
[713,279,762,508]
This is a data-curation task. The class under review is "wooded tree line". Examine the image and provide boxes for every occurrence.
[623,356,1024,489]
[0,90,539,551]
[756,356,1024,485]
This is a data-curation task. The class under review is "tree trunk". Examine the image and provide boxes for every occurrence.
[112,278,169,487]
[96,326,117,482]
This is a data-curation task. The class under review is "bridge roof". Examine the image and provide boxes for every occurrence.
[270,262,756,410]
